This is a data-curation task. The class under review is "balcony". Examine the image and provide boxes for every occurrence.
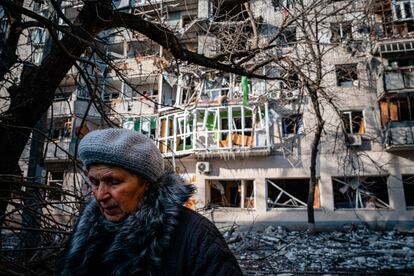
[45,139,72,160]
[104,56,161,79]
[384,121,414,150]
[373,38,414,56]
[110,97,157,116]
[158,103,271,157]
[383,66,414,93]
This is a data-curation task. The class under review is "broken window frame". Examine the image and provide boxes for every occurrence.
[201,74,234,101]
[332,176,390,209]
[158,112,195,155]
[341,110,365,134]
[160,73,196,109]
[266,178,320,209]
[208,180,255,209]
[196,104,269,150]
[335,63,358,87]
[122,116,157,139]
[330,21,353,43]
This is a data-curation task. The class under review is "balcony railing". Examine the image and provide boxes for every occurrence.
[374,38,414,55]
[384,121,414,150]
[384,66,414,92]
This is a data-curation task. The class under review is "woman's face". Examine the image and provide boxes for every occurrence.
[88,165,148,222]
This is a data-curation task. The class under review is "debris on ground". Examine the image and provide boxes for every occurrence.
[222,225,414,274]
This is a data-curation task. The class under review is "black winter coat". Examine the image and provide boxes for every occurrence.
[61,172,242,276]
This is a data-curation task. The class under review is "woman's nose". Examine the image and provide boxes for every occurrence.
[94,183,110,201]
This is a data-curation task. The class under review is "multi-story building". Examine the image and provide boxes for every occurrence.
[16,0,414,229]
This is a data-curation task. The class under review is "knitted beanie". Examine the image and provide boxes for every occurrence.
[78,128,164,183]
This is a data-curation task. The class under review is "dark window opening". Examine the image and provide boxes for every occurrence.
[404,3,412,18]
[48,171,64,201]
[267,178,319,208]
[333,176,389,209]
[335,63,358,87]
[209,180,254,208]
[402,175,414,207]
[281,114,303,136]
[50,119,72,140]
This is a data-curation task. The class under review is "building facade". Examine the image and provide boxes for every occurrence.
[17,0,414,229]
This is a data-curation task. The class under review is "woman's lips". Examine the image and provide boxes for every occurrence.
[103,206,119,216]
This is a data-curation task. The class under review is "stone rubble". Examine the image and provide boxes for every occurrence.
[222,225,414,275]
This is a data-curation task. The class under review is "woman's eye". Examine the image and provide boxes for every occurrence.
[90,179,99,186]
[111,179,121,185]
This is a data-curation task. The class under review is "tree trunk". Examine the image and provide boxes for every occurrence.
[307,87,324,234]
[307,123,323,234]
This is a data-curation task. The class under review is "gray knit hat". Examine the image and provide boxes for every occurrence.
[78,128,164,183]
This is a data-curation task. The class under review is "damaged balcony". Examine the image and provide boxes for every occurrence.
[158,104,271,157]
[194,104,271,157]
[371,0,414,53]
[382,65,414,94]
[100,77,158,116]
[383,121,414,150]
[379,93,414,150]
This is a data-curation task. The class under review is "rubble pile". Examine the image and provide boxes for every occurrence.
[223,225,414,274]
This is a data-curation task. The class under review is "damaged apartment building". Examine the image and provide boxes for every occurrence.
[17,0,414,228]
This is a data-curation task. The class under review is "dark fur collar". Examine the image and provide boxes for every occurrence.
[61,172,195,275]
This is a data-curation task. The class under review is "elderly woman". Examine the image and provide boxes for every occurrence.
[61,128,242,275]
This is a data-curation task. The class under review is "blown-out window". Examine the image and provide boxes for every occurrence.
[123,116,157,139]
[208,180,255,209]
[335,64,358,87]
[47,171,64,201]
[330,21,352,43]
[332,176,389,209]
